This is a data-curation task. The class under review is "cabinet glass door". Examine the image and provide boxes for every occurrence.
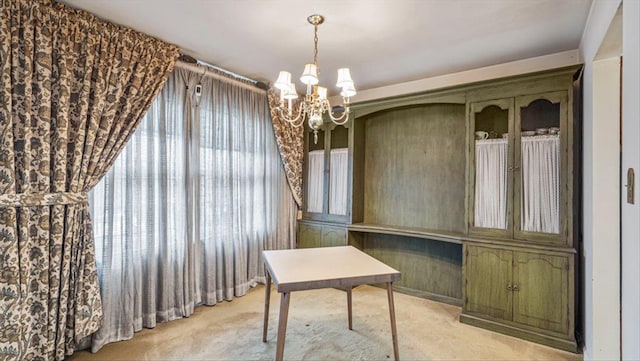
[515,91,567,243]
[469,99,514,237]
[306,128,325,214]
[328,125,349,216]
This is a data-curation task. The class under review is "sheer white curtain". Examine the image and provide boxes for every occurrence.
[329,148,348,215]
[87,67,297,352]
[474,139,508,229]
[306,150,324,213]
[521,135,560,233]
[196,76,297,302]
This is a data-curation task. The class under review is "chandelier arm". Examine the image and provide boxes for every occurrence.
[276,103,306,127]
[317,99,349,125]
[327,108,350,125]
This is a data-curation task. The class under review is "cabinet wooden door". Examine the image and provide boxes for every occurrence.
[512,252,570,334]
[465,246,513,321]
[321,226,346,247]
[298,223,323,248]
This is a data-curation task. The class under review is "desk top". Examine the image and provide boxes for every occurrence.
[263,246,401,293]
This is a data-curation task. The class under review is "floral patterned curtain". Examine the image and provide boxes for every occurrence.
[0,1,179,359]
[267,89,304,207]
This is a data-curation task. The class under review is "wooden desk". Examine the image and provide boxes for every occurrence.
[262,246,402,361]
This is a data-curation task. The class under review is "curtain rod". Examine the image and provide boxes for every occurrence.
[174,60,268,94]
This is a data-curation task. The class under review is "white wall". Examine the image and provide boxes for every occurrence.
[578,0,622,359]
[621,0,640,359]
[592,56,622,359]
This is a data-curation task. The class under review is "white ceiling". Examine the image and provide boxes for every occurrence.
[60,0,592,95]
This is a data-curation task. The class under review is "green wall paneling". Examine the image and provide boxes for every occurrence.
[360,232,462,305]
[361,103,466,233]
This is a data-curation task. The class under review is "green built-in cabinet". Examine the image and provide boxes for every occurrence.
[296,65,581,352]
[459,72,579,351]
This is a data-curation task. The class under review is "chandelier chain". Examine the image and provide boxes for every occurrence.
[313,24,318,65]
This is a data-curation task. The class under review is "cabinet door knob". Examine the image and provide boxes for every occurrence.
[506,284,513,291]
[512,284,519,291]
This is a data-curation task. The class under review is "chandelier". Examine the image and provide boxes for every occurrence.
[273,14,356,144]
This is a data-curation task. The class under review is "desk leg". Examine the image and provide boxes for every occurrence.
[347,286,353,330]
[262,272,271,342]
[275,292,291,361]
[386,282,399,361]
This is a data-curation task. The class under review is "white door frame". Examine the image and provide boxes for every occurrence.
[621,0,640,359]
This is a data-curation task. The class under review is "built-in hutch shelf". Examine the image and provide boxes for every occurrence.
[348,223,464,244]
[347,223,577,254]
[296,65,582,352]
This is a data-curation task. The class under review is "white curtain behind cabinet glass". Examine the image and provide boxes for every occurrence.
[521,135,560,233]
[87,67,297,352]
[307,150,324,213]
[329,148,348,215]
[474,139,508,229]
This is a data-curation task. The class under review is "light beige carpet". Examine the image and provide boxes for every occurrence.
[68,285,582,360]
